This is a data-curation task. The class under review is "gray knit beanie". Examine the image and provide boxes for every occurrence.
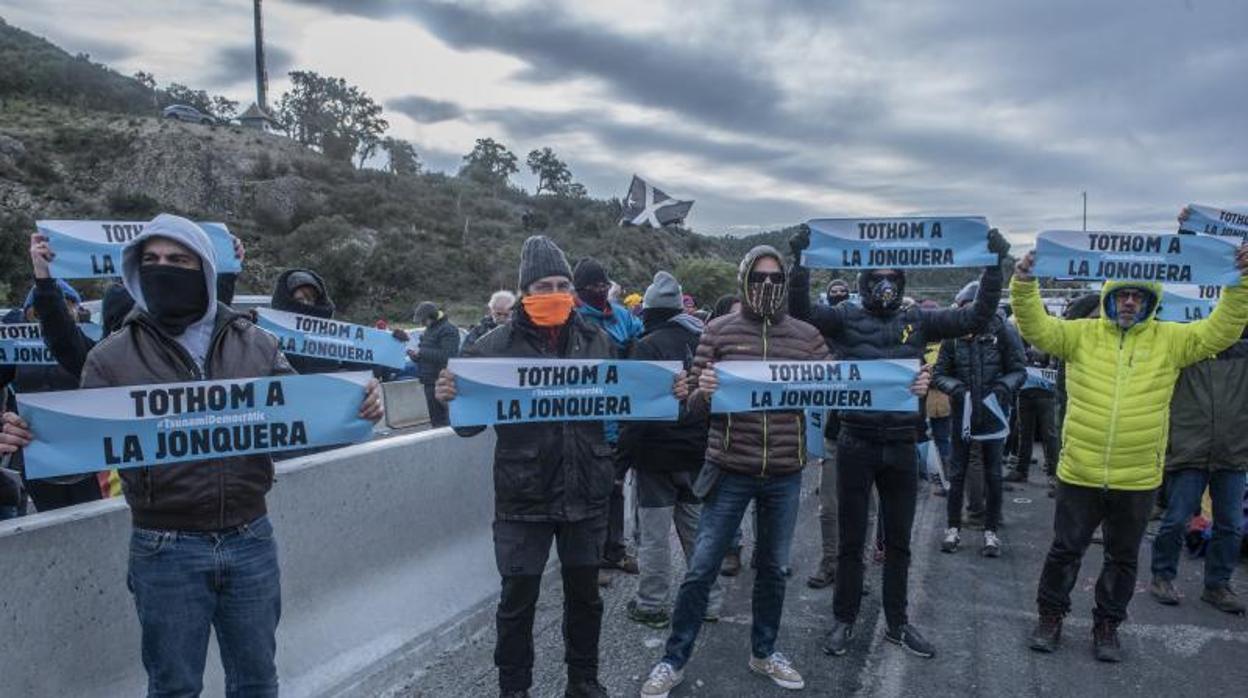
[518,235,573,291]
[643,271,683,310]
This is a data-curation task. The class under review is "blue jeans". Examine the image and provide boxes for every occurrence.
[1150,469,1246,590]
[128,516,282,698]
[663,469,802,669]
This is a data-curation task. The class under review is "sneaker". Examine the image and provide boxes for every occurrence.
[1149,577,1180,606]
[885,624,936,658]
[807,560,836,589]
[627,600,671,629]
[940,527,961,553]
[821,619,854,656]
[640,662,683,698]
[566,677,608,698]
[1004,470,1028,483]
[982,530,1001,558]
[1201,586,1246,615]
[1029,613,1062,653]
[1092,619,1122,663]
[748,652,805,690]
[720,548,742,577]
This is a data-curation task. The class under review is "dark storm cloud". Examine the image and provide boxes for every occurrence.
[388,94,465,124]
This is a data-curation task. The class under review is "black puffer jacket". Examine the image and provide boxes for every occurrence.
[1166,337,1248,473]
[789,262,1003,439]
[454,309,617,523]
[462,315,499,348]
[617,310,707,470]
[416,314,461,384]
[933,313,1026,432]
[270,268,344,375]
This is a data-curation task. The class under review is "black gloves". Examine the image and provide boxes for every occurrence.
[789,224,811,260]
[987,227,1010,260]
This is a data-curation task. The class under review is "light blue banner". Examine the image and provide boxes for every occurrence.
[255,308,408,370]
[805,410,826,459]
[0,322,103,366]
[1033,230,1240,285]
[1157,284,1220,323]
[1181,204,1248,239]
[802,217,993,269]
[1023,367,1057,392]
[447,358,681,427]
[16,372,375,479]
[36,220,241,279]
[710,359,919,414]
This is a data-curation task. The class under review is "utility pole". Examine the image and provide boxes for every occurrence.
[254,0,268,111]
[1082,191,1087,231]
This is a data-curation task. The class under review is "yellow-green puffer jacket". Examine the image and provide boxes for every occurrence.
[1011,276,1248,490]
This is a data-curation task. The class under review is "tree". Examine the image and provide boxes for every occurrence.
[673,257,739,308]
[275,70,389,166]
[381,137,420,176]
[459,137,518,190]
[164,82,213,113]
[526,147,573,195]
[566,182,588,199]
[132,71,155,91]
[211,95,239,120]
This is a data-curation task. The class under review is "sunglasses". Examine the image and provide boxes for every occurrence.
[748,271,785,284]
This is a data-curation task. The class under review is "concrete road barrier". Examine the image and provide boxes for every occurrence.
[0,427,499,697]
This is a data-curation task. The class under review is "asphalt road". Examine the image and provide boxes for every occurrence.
[395,465,1248,697]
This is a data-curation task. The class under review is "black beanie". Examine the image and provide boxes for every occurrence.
[573,257,608,289]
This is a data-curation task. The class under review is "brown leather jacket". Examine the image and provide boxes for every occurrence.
[81,304,293,531]
[687,245,830,478]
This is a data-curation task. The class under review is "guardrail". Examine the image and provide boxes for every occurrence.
[0,426,499,697]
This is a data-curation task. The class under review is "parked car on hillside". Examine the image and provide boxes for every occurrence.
[161,104,216,125]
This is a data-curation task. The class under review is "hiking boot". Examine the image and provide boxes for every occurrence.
[885,623,936,658]
[1201,586,1246,615]
[1092,619,1123,663]
[1028,613,1063,652]
[748,652,805,690]
[982,530,1002,558]
[720,547,742,577]
[627,600,671,629]
[821,619,855,656]
[941,527,961,553]
[640,662,683,698]
[1004,470,1028,483]
[565,677,608,698]
[807,560,836,589]
[1149,577,1180,606]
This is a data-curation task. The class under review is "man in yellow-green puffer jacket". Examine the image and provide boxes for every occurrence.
[1010,243,1248,663]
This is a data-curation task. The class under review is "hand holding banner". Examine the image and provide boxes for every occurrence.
[255,308,408,370]
[16,372,376,479]
[36,220,241,279]
[802,217,993,269]
[1181,204,1248,239]
[1157,284,1221,323]
[710,359,920,414]
[1033,230,1240,285]
[447,358,681,427]
[0,322,103,366]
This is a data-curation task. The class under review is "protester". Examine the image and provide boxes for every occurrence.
[934,281,1026,557]
[1008,342,1061,484]
[1,213,384,696]
[789,225,1010,660]
[617,271,722,630]
[463,290,516,348]
[410,301,460,428]
[808,279,853,590]
[711,295,740,320]
[1012,244,1248,662]
[436,235,686,698]
[707,293,747,577]
[1148,331,1248,614]
[572,257,644,583]
[826,279,850,306]
[681,293,698,315]
[923,332,953,497]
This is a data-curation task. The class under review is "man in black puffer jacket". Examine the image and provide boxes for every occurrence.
[933,281,1026,558]
[789,225,1011,660]
[411,301,460,427]
[617,271,723,629]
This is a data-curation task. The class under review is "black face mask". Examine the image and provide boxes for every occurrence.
[295,300,335,319]
[578,287,609,310]
[139,265,207,336]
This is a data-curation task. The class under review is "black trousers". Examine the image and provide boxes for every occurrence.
[948,437,1004,531]
[494,516,606,692]
[602,456,629,564]
[1016,392,1060,477]
[423,383,450,427]
[833,431,918,629]
[1036,482,1154,622]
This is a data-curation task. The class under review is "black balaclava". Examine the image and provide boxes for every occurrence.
[139,265,208,336]
[859,268,906,315]
[285,270,334,319]
[573,257,610,310]
[826,279,850,306]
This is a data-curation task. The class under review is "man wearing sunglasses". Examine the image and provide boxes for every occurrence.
[788,225,1012,661]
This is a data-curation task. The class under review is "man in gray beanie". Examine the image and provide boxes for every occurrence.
[437,235,690,697]
[617,272,722,630]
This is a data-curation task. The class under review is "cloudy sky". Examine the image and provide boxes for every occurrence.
[3,0,1246,242]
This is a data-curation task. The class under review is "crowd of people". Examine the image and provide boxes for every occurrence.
[2,213,1248,697]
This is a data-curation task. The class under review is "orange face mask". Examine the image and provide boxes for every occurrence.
[522,293,575,327]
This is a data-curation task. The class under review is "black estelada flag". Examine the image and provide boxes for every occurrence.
[619,175,694,228]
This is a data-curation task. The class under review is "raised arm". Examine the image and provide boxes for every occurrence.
[31,278,95,379]
[1009,252,1080,360]
[917,229,1011,341]
[1170,246,1248,367]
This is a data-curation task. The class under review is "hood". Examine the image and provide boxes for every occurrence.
[1099,279,1161,328]
[271,268,335,316]
[737,245,788,320]
[858,268,907,315]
